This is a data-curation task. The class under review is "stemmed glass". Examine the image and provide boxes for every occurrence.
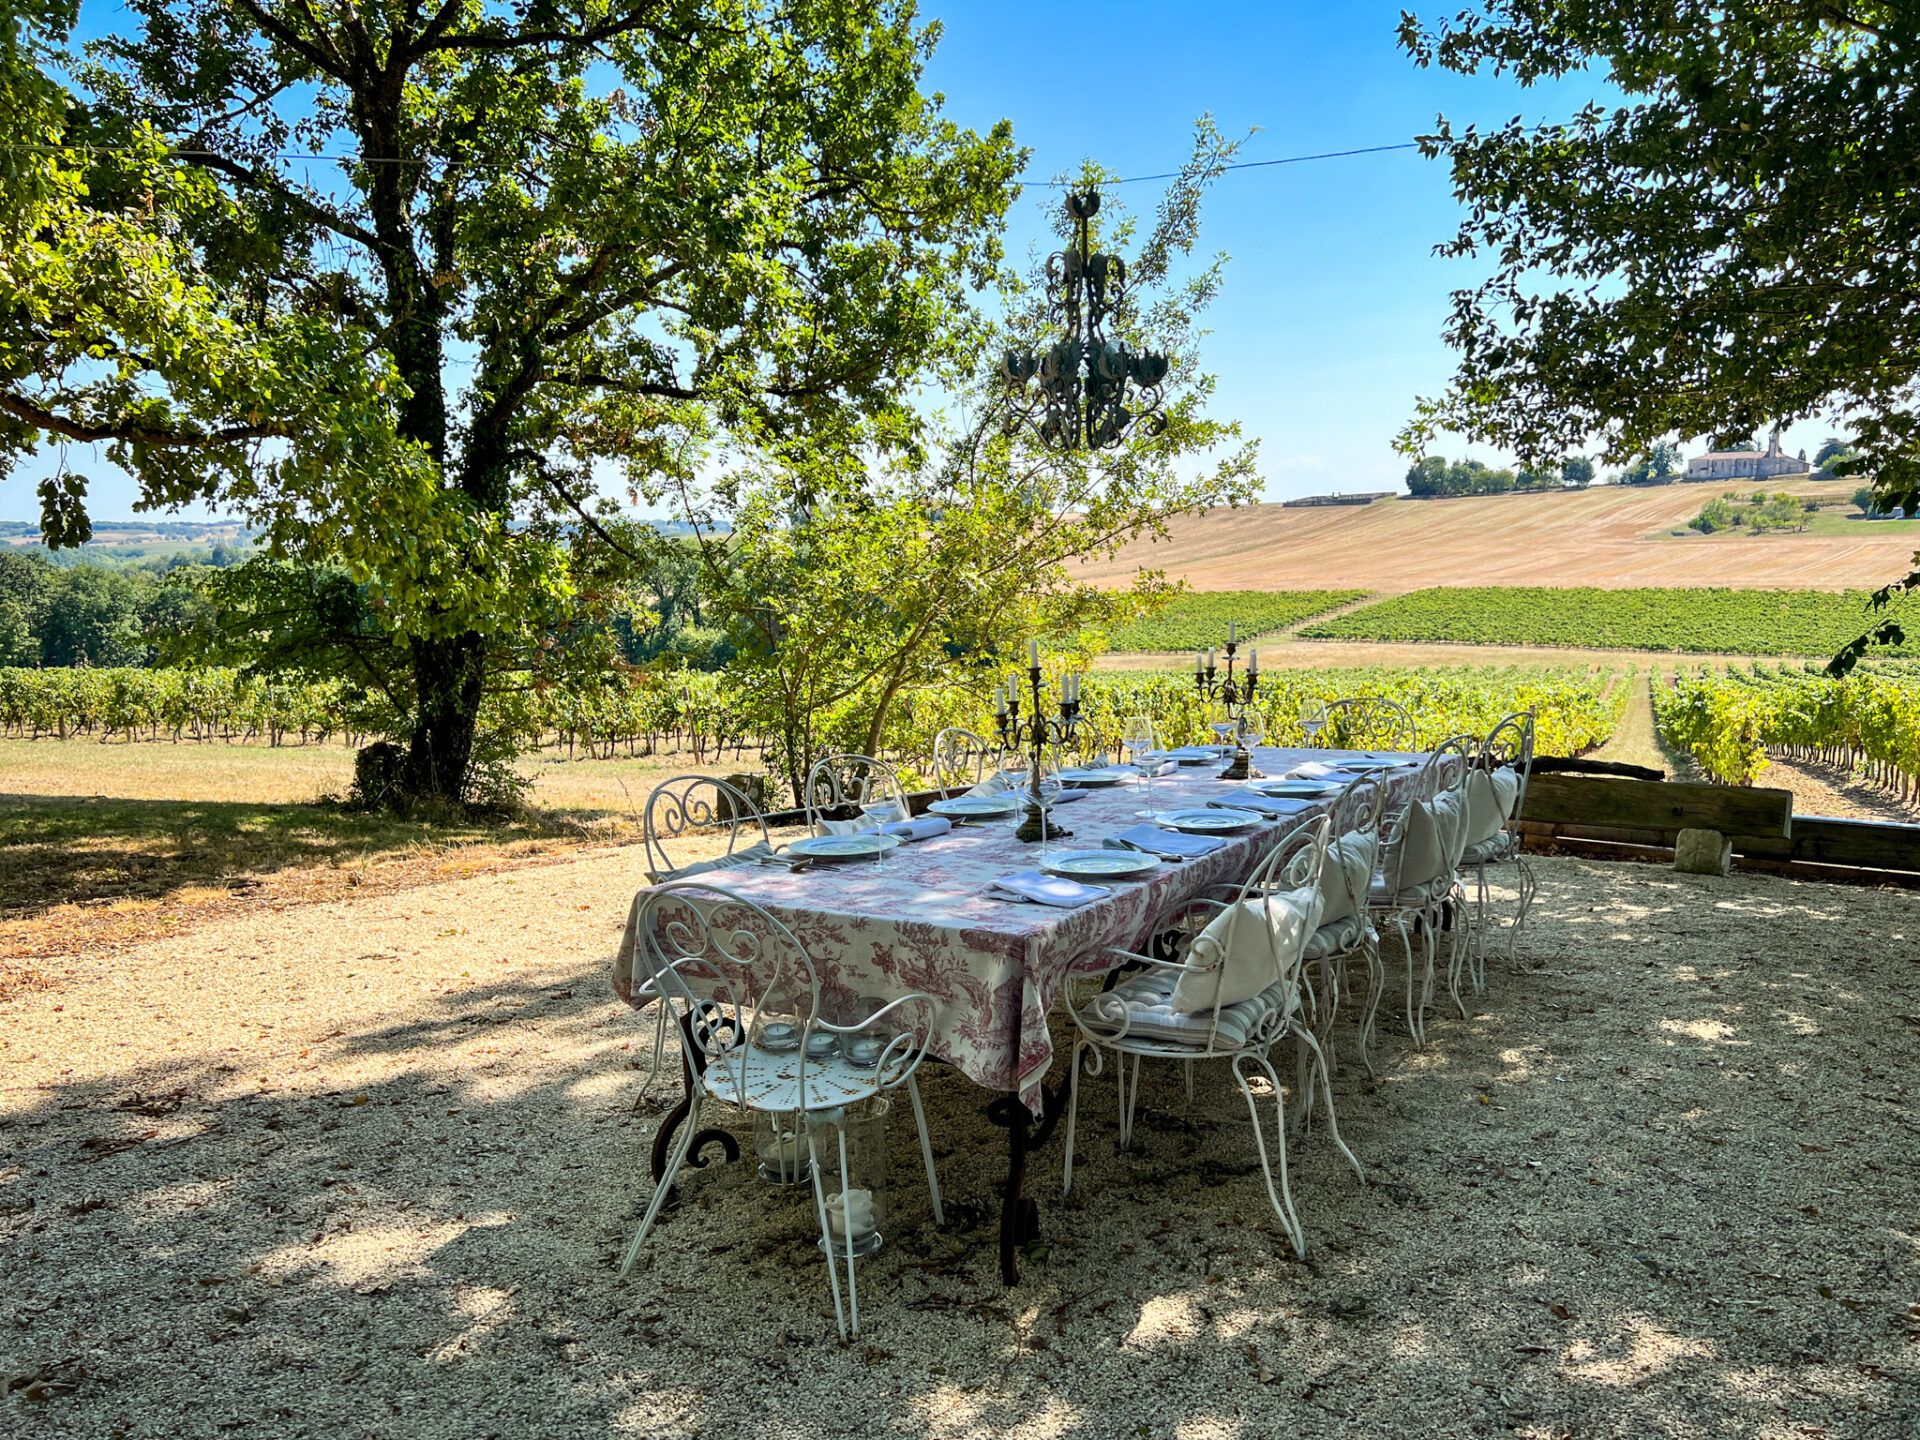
[1122,713,1159,818]
[860,792,905,872]
[1241,706,1267,751]
[1299,698,1327,749]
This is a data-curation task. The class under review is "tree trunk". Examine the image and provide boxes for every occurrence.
[404,631,487,804]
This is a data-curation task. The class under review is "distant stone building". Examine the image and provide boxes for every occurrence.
[1685,430,1809,482]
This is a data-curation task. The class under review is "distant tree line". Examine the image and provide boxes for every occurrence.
[1688,491,1821,534]
[1404,455,1594,497]
[0,551,220,667]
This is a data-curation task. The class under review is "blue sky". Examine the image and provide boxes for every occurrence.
[1,3,1836,525]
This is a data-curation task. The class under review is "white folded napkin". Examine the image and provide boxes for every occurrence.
[879,815,952,841]
[1107,823,1228,859]
[964,773,1015,798]
[1287,761,1342,780]
[1218,793,1311,817]
[987,870,1111,907]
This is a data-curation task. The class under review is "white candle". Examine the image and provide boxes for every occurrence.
[1194,650,1204,674]
[1248,648,1259,673]
[1207,647,1217,670]
[1228,620,1237,643]
[995,683,1007,714]
[1028,639,1040,666]
[826,1187,877,1237]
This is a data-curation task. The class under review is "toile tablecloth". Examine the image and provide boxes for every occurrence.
[613,746,1421,1113]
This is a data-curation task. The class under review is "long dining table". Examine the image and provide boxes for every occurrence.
[612,744,1424,1284]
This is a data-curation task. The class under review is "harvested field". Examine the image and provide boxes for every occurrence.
[1076,479,1913,592]
[2,848,1915,1438]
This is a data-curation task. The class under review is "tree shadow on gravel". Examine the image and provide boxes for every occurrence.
[3,861,1917,1439]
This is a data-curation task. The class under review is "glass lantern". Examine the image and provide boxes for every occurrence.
[810,1096,890,1259]
[753,1109,811,1186]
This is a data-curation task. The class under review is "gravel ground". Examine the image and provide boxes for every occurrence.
[3,848,1917,1439]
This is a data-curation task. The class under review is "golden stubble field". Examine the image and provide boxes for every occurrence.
[1075,477,1917,592]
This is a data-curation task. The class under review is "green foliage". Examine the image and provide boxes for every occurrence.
[1654,663,1920,789]
[1302,586,1910,656]
[1101,590,1367,652]
[7,1,1022,803]
[696,128,1263,800]
[0,550,213,666]
[1561,457,1595,488]
[1404,455,1529,497]
[1689,491,1811,534]
[1620,442,1682,486]
[1853,487,1882,516]
[1396,4,1920,667]
[0,660,1626,773]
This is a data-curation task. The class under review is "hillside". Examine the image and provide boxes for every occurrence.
[1076,477,1912,592]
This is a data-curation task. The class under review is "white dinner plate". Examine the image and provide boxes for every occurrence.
[1164,746,1223,764]
[1153,807,1263,834]
[1247,779,1333,798]
[1042,850,1162,881]
[786,834,904,862]
[1056,766,1128,787]
[928,794,1019,819]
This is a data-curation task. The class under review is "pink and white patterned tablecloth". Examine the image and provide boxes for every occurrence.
[613,747,1419,1113]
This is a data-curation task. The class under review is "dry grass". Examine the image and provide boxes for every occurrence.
[1077,478,1910,593]
[1,850,1914,1437]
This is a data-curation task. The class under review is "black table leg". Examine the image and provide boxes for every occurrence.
[985,1083,1063,1285]
[648,1005,740,1187]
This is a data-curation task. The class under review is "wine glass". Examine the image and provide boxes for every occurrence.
[997,751,1031,836]
[1241,706,1267,750]
[860,791,905,871]
[1122,713,1159,818]
[1299,698,1327,749]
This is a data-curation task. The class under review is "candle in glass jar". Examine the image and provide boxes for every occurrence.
[826,1187,877,1238]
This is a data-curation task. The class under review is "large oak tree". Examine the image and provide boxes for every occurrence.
[5,1,1016,799]
[1398,2,1920,662]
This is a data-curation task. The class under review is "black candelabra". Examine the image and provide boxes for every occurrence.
[1193,633,1263,781]
[994,653,1082,843]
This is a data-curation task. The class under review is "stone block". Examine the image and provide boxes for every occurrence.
[1673,827,1732,876]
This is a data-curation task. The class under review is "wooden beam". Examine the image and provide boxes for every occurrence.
[1519,773,1793,840]
[1786,815,1920,873]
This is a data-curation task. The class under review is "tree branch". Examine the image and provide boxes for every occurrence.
[0,391,286,448]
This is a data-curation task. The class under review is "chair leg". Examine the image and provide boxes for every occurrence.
[1063,1041,1086,1197]
[1507,853,1538,968]
[905,1073,943,1226]
[1358,934,1384,1077]
[1231,1052,1306,1258]
[1116,1052,1142,1149]
[1446,892,1469,1019]
[619,1094,701,1277]
[804,1119,850,1342]
[1295,1025,1365,1183]
[1392,913,1421,1048]
[835,1123,862,1339]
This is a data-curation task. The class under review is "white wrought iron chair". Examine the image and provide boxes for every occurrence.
[803,753,912,836]
[1461,711,1538,986]
[1367,736,1472,1046]
[641,774,775,883]
[930,726,997,792]
[1060,816,1364,1259]
[1319,697,1420,753]
[619,880,944,1341]
[1300,772,1390,1080]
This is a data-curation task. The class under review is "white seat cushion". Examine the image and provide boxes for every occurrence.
[1078,965,1298,1051]
[647,839,775,885]
[1465,766,1520,848]
[1462,831,1518,866]
[1318,828,1379,926]
[1304,911,1372,961]
[1170,884,1322,1014]
[1368,870,1451,910]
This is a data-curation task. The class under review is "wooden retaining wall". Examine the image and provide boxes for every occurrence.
[1516,773,1920,886]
